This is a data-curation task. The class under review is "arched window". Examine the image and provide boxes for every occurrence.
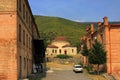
[72,49,74,53]
[55,50,57,53]
[64,50,67,55]
[19,24,21,42]
[100,34,103,44]
[52,49,54,53]
[59,49,61,54]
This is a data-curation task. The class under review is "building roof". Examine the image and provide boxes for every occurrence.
[47,45,58,48]
[109,24,120,27]
[62,44,72,48]
[54,36,67,41]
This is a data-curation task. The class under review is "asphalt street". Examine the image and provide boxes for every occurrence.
[41,69,91,80]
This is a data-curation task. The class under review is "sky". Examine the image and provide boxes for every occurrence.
[28,0,120,22]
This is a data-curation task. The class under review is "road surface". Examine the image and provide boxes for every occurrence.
[41,69,91,80]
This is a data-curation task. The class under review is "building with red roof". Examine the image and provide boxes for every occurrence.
[46,36,77,57]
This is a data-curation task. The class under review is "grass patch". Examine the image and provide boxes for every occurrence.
[56,54,73,59]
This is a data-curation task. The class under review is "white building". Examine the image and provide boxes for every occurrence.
[46,36,77,57]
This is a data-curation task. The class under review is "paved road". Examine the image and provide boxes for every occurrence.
[41,69,91,80]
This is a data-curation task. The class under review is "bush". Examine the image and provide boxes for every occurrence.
[56,54,73,59]
[85,65,93,72]
[78,62,83,66]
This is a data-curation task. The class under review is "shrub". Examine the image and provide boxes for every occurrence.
[78,62,83,66]
[56,54,73,59]
[85,65,93,72]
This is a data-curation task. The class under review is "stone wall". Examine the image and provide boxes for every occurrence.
[47,57,83,65]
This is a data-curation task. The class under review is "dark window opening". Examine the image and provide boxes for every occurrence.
[19,0,21,11]
[59,49,61,54]
[72,49,74,53]
[19,24,21,42]
[64,50,67,55]
[23,30,25,45]
[19,56,22,78]
[23,4,25,19]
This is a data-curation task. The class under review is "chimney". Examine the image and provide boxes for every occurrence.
[97,22,102,27]
[103,16,108,26]
[90,23,94,32]
[86,26,89,31]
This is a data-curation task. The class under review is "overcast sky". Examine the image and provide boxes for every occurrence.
[28,0,120,22]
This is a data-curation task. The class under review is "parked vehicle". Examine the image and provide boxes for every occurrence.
[73,65,83,73]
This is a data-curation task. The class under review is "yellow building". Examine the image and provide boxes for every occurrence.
[46,36,77,57]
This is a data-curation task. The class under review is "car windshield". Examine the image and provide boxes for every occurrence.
[75,65,81,68]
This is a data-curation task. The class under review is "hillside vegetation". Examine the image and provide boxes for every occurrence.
[34,15,86,47]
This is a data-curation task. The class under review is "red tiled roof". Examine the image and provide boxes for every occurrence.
[47,45,58,48]
[62,44,72,48]
[54,36,67,41]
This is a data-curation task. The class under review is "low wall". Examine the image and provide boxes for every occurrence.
[46,57,83,65]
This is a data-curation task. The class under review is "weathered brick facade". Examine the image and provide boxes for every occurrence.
[0,0,40,80]
[81,17,120,75]
[0,0,16,11]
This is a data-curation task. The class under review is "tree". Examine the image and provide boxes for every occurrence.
[76,42,81,53]
[81,42,89,66]
[40,32,57,48]
[88,40,106,74]
[81,42,89,56]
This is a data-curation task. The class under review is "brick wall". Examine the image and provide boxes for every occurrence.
[0,0,16,11]
[0,13,18,80]
[81,17,120,75]
[109,27,120,74]
[0,0,42,79]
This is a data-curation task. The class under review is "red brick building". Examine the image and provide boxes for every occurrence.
[0,0,42,80]
[81,17,120,75]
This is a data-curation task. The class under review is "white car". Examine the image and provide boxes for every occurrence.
[73,65,83,73]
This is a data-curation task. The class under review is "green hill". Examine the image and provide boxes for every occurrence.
[34,15,86,47]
